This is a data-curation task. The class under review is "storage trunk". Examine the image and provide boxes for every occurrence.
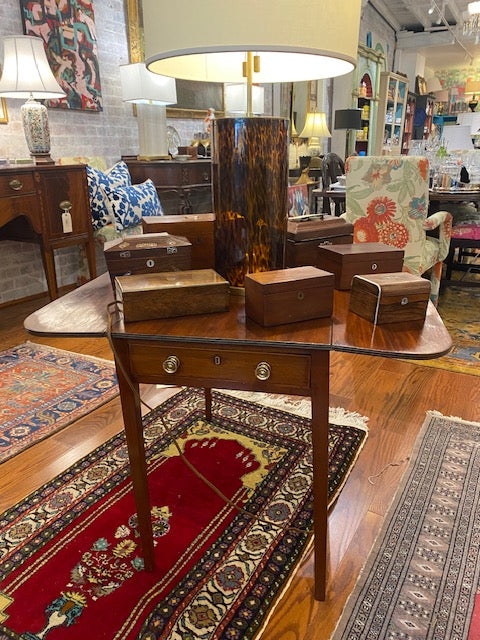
[316,242,404,290]
[104,233,192,281]
[115,269,230,322]
[349,272,431,324]
[244,266,334,327]
[286,216,353,268]
[142,214,215,268]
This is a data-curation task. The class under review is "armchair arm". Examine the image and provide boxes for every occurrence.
[423,210,453,262]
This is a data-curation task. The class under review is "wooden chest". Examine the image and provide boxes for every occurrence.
[316,242,404,290]
[245,266,334,327]
[285,216,353,268]
[349,272,431,324]
[115,269,230,322]
[104,233,192,281]
[142,214,215,268]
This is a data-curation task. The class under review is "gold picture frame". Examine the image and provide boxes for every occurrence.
[126,0,224,119]
[0,65,7,124]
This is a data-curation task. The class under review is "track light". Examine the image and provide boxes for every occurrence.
[428,4,434,14]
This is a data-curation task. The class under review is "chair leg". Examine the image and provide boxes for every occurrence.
[429,261,443,306]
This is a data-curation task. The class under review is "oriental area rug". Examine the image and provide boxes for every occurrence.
[413,284,480,377]
[0,342,118,463]
[332,411,480,640]
[0,388,368,640]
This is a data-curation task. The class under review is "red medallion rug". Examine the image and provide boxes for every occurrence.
[0,388,367,639]
[0,342,118,463]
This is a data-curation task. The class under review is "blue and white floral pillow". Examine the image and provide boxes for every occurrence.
[101,179,164,232]
[86,161,132,230]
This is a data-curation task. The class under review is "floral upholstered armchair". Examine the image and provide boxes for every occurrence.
[343,155,453,304]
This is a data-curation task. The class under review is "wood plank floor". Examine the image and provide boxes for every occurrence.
[1,290,479,639]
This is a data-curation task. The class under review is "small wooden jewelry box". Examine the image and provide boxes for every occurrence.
[285,216,353,269]
[316,242,405,290]
[104,233,192,281]
[142,214,215,269]
[115,269,230,322]
[244,266,334,327]
[349,272,431,324]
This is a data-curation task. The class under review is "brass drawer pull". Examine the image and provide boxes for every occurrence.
[163,355,180,374]
[255,361,271,381]
[371,262,378,271]
[9,179,23,191]
[60,200,72,212]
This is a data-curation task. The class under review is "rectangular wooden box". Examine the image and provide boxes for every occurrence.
[142,214,215,268]
[104,233,192,281]
[115,269,230,322]
[316,242,404,290]
[286,216,353,268]
[349,272,431,324]
[244,266,334,327]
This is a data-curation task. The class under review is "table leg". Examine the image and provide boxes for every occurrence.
[40,245,58,300]
[311,350,330,601]
[113,338,155,571]
[205,387,212,421]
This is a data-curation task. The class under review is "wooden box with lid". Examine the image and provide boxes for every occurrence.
[115,269,230,322]
[349,272,431,324]
[142,214,215,268]
[285,216,354,268]
[316,242,404,290]
[244,266,334,327]
[104,233,192,281]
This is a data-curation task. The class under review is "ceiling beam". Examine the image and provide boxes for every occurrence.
[367,0,402,32]
[399,0,431,29]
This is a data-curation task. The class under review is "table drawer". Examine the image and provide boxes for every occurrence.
[0,172,36,198]
[128,343,311,388]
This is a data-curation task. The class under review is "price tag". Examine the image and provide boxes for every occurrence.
[62,211,73,233]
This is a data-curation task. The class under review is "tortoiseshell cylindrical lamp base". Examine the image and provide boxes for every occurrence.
[212,117,289,288]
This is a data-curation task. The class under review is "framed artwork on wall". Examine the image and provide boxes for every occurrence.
[20,0,103,111]
[0,66,7,123]
[0,98,7,124]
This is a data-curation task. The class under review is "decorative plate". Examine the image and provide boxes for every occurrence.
[167,126,181,156]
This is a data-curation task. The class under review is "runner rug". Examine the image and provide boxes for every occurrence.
[0,388,368,639]
[332,411,480,640]
[0,342,118,463]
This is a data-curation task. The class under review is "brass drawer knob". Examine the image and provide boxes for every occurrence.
[255,361,271,381]
[60,200,72,212]
[163,355,180,374]
[9,179,23,191]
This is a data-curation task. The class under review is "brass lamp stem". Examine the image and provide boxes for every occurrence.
[242,52,260,117]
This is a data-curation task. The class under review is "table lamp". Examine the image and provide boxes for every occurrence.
[334,108,362,159]
[119,62,177,159]
[299,111,331,157]
[143,0,361,288]
[465,79,480,112]
[0,35,66,164]
[224,83,265,115]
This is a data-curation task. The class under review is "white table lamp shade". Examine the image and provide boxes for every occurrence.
[119,63,177,105]
[143,0,361,83]
[0,35,65,99]
[224,84,264,114]
[299,112,331,139]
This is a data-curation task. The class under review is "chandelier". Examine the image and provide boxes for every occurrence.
[464,1,480,35]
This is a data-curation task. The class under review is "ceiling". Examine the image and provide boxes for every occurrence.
[371,0,480,69]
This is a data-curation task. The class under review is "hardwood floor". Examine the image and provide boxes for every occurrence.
[1,292,479,639]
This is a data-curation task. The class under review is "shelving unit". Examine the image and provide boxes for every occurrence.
[375,71,409,155]
[349,43,384,157]
[402,92,416,154]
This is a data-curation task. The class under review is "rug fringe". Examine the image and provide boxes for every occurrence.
[24,340,115,366]
[426,410,480,428]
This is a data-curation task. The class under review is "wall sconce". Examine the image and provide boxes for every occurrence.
[0,35,66,164]
[119,62,177,159]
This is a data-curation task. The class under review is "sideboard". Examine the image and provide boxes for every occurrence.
[123,158,212,214]
[0,164,96,300]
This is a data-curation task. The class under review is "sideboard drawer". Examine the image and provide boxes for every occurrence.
[128,343,311,388]
[0,172,36,198]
